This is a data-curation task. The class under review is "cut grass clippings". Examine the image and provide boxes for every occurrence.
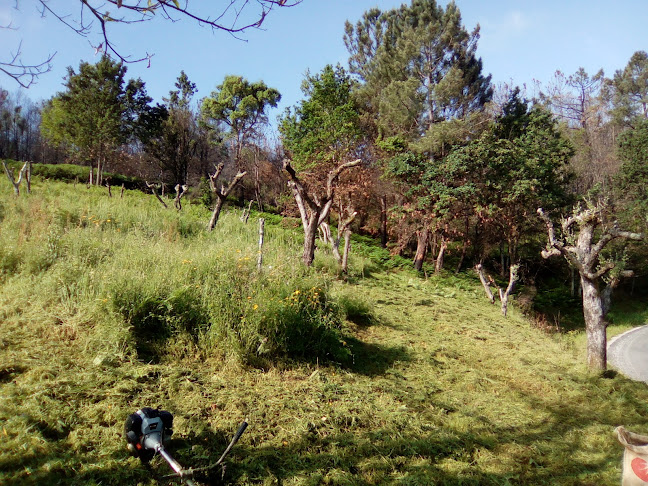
[1,176,648,485]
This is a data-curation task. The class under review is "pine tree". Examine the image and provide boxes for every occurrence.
[344,0,492,139]
[606,51,648,126]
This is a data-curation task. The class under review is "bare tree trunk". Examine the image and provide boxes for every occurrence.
[582,276,607,370]
[499,242,507,277]
[2,161,29,195]
[241,200,253,223]
[456,238,468,274]
[476,264,495,304]
[341,227,352,273]
[174,184,188,210]
[435,236,447,274]
[257,218,265,271]
[499,264,520,317]
[538,205,643,371]
[97,154,103,186]
[319,222,334,246]
[303,215,320,266]
[413,228,429,271]
[254,163,263,212]
[283,158,360,267]
[106,182,112,197]
[145,182,168,208]
[208,196,225,230]
[120,183,125,199]
[380,195,388,248]
[333,206,357,272]
[570,267,576,297]
[207,164,247,231]
[25,161,31,194]
[331,235,342,264]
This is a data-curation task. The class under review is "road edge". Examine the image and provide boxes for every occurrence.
[608,324,648,382]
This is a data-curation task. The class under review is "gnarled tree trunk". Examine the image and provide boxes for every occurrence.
[207,164,247,231]
[435,236,447,274]
[581,276,606,370]
[283,158,360,266]
[380,195,388,248]
[538,204,643,371]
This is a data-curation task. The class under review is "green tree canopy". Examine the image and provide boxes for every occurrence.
[616,118,648,215]
[143,71,206,185]
[447,93,575,261]
[200,75,280,163]
[344,0,492,139]
[40,55,155,185]
[606,50,648,126]
[387,90,574,265]
[279,64,364,171]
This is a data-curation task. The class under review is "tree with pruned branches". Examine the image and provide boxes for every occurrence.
[538,200,643,371]
[279,65,365,267]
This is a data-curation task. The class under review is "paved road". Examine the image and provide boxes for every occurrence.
[609,325,648,382]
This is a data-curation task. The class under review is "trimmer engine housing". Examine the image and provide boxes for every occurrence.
[124,407,174,462]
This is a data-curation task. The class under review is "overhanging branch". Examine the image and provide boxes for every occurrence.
[32,0,302,66]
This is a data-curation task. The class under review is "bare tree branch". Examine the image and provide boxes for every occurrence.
[326,159,361,200]
[4,0,301,86]
[283,159,317,212]
[475,264,495,304]
[206,163,246,230]
[145,181,168,208]
[0,40,55,88]
[537,207,586,274]
[585,262,616,281]
[35,0,302,64]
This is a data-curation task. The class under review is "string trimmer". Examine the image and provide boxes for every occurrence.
[124,407,248,485]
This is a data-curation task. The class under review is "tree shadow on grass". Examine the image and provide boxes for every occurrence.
[217,371,645,486]
[4,373,634,486]
[0,446,151,486]
[0,424,238,486]
[343,335,410,377]
[224,397,624,486]
[221,423,617,486]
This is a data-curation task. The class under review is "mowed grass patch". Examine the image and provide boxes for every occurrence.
[1,177,648,485]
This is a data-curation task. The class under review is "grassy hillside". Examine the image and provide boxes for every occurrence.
[1,175,648,485]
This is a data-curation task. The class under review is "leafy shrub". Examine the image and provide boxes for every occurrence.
[195,177,213,209]
[32,163,89,182]
[108,266,350,366]
[336,292,377,326]
[201,270,351,366]
[257,211,283,226]
[111,281,209,361]
[255,285,349,363]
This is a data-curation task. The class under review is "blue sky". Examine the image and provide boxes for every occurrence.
[2,0,647,133]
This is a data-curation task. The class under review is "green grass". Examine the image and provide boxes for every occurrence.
[1,175,648,485]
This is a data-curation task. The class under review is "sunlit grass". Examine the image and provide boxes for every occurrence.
[1,175,647,485]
